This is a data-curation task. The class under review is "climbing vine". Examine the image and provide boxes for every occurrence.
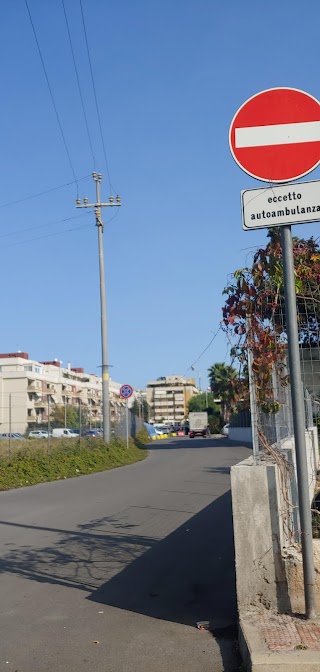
[222,229,320,410]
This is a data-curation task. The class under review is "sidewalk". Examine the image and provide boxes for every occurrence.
[240,611,320,671]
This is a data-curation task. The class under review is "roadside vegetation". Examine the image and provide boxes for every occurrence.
[0,427,149,491]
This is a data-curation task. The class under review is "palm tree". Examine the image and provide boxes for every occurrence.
[208,362,238,422]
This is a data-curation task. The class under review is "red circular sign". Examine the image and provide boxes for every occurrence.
[120,384,133,399]
[229,87,320,183]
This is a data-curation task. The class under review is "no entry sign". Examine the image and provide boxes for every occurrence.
[229,87,320,183]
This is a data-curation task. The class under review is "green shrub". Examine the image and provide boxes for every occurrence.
[208,415,222,434]
[136,426,150,446]
[0,437,147,491]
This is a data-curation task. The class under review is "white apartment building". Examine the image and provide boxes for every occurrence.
[146,375,198,424]
[0,351,124,434]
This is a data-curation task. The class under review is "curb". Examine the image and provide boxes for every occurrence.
[240,616,320,671]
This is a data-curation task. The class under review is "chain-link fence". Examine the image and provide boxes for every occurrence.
[113,407,144,440]
[0,393,145,456]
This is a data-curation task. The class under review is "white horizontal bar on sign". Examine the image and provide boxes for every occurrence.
[235,121,320,148]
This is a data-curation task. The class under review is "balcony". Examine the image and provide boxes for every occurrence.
[87,391,97,399]
[27,413,37,422]
[27,382,42,393]
[45,385,57,394]
[34,399,46,408]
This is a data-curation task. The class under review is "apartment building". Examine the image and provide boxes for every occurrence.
[146,375,198,424]
[0,351,124,434]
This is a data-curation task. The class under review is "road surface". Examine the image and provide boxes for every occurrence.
[0,436,250,672]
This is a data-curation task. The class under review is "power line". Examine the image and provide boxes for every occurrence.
[79,0,115,192]
[0,175,90,210]
[184,325,222,375]
[0,211,91,240]
[61,0,96,170]
[24,0,79,191]
[2,220,95,250]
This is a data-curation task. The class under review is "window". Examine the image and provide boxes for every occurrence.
[24,365,33,372]
[34,366,42,374]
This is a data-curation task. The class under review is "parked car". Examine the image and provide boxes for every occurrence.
[52,428,78,438]
[222,423,230,437]
[0,433,25,441]
[28,430,50,439]
[83,429,101,438]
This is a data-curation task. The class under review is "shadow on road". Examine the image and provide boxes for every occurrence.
[147,436,234,450]
[0,457,243,670]
[88,490,240,670]
[89,491,236,626]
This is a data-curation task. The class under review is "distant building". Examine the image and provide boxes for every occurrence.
[146,375,198,424]
[0,351,124,433]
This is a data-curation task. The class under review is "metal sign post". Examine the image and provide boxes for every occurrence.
[229,86,320,620]
[281,225,317,620]
[120,385,133,449]
[126,399,129,450]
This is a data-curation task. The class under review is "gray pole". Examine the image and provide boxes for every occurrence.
[76,172,121,445]
[246,317,260,464]
[64,395,67,428]
[126,399,129,449]
[9,393,12,456]
[79,398,82,439]
[281,225,317,620]
[95,174,110,443]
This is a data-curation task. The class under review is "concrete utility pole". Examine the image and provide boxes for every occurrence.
[76,173,121,443]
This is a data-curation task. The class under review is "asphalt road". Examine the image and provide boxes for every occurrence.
[0,436,250,672]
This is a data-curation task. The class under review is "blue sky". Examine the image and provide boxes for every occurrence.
[1,0,320,389]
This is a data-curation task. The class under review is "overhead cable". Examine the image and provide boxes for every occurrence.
[61,0,96,170]
[2,220,95,249]
[184,325,222,375]
[24,0,79,191]
[0,175,90,210]
[79,0,115,192]
[0,211,91,239]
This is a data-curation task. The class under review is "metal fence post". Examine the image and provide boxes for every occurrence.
[247,317,259,463]
[272,366,281,444]
[9,393,12,457]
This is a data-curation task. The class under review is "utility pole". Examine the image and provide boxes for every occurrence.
[172,391,176,423]
[76,173,121,443]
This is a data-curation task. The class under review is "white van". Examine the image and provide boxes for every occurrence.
[52,428,78,438]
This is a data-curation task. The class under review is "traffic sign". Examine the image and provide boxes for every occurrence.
[229,87,320,183]
[242,179,320,230]
[120,384,133,399]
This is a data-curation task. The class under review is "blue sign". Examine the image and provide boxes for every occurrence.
[120,384,133,399]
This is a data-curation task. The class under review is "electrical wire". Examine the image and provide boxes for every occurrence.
[61,0,96,170]
[0,211,91,240]
[184,325,222,375]
[24,0,79,191]
[0,175,90,210]
[2,220,95,250]
[79,0,115,193]
[1,206,119,247]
